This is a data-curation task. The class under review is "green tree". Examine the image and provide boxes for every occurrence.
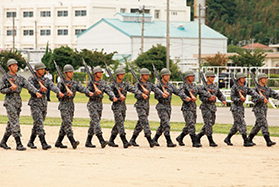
[41,42,54,71]
[227,44,244,53]
[229,50,266,67]
[204,52,228,66]
[0,50,26,71]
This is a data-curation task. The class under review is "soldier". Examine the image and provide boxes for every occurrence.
[152,68,187,147]
[0,59,42,151]
[224,72,265,147]
[247,73,279,147]
[85,66,117,149]
[196,71,226,147]
[108,67,143,148]
[129,68,168,148]
[176,70,214,147]
[55,64,93,149]
[27,62,64,150]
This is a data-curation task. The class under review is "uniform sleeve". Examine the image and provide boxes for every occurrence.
[47,79,60,94]
[22,77,38,94]
[231,85,240,102]
[127,82,138,94]
[216,88,226,102]
[77,82,90,95]
[151,83,163,96]
[198,86,211,98]
[248,87,264,101]
[87,81,94,92]
[0,77,12,94]
[103,81,115,101]
[269,88,279,100]
[134,83,143,99]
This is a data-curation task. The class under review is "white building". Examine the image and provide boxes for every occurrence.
[0,0,190,50]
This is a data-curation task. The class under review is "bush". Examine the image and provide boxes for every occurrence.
[73,72,87,83]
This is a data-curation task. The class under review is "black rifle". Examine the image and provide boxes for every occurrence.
[199,71,213,93]
[230,73,245,99]
[82,58,100,94]
[249,72,266,99]
[23,60,46,90]
[129,66,149,94]
[152,63,166,93]
[53,60,72,95]
[178,70,195,100]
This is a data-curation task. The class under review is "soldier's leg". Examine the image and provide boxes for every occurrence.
[63,110,79,149]
[109,109,122,147]
[259,111,276,146]
[153,109,165,146]
[248,111,262,145]
[28,106,40,149]
[205,111,218,147]
[129,107,144,146]
[85,106,99,148]
[94,109,108,148]
[117,110,130,148]
[236,111,253,147]
[187,110,201,148]
[176,110,190,146]
[161,109,175,147]
[224,110,239,146]
[38,109,51,150]
[197,108,208,144]
[138,108,155,148]
[0,121,12,149]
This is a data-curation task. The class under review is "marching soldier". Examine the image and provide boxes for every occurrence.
[55,64,93,149]
[0,59,42,151]
[176,70,213,147]
[27,62,64,150]
[85,66,117,149]
[224,72,265,147]
[129,68,168,148]
[248,73,279,147]
[196,71,226,147]
[153,68,187,147]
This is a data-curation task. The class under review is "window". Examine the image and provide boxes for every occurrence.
[120,8,126,13]
[75,10,86,16]
[57,10,68,17]
[7,30,16,36]
[75,29,86,35]
[23,11,33,17]
[57,29,68,35]
[7,12,16,18]
[154,10,160,19]
[171,12,177,16]
[23,30,34,36]
[40,29,51,36]
[130,8,150,14]
[40,11,51,17]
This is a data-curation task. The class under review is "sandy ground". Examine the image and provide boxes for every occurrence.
[0,124,279,187]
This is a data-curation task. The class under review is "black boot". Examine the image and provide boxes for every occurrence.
[242,134,254,147]
[55,135,68,148]
[129,135,139,147]
[152,134,161,146]
[190,134,202,148]
[15,136,26,151]
[224,133,234,146]
[108,134,118,147]
[0,133,11,150]
[85,134,96,148]
[176,132,187,146]
[27,133,37,149]
[264,135,276,147]
[39,135,51,150]
[146,135,156,148]
[207,135,218,147]
[196,132,205,144]
[247,133,256,146]
[67,135,80,149]
[165,134,176,147]
[96,134,108,148]
[120,134,131,148]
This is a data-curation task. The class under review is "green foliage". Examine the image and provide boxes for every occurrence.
[204,52,228,66]
[0,50,26,71]
[227,44,244,53]
[229,50,266,67]
[72,72,87,83]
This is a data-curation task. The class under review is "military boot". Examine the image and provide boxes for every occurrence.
[190,134,202,148]
[120,134,131,148]
[247,133,256,146]
[224,133,234,146]
[264,135,276,147]
[242,134,254,147]
[55,135,68,148]
[196,132,205,144]
[39,135,51,150]
[176,132,187,146]
[129,135,139,147]
[165,134,176,147]
[67,135,80,149]
[96,134,108,148]
[85,134,96,148]
[0,132,11,150]
[15,136,26,151]
[152,133,161,146]
[207,135,218,147]
[146,135,156,148]
[108,134,118,147]
[27,133,37,149]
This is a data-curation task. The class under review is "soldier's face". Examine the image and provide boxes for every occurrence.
[186,75,194,83]
[117,74,124,81]
[162,74,170,82]
[239,77,246,84]
[207,76,215,84]
[95,72,103,79]
[259,77,267,85]
[8,64,18,73]
[141,74,149,81]
[65,71,73,79]
[36,68,45,77]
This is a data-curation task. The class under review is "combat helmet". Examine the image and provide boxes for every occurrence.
[63,64,74,72]
[258,73,268,80]
[7,59,18,66]
[115,68,125,75]
[184,70,195,78]
[34,62,46,70]
[140,68,151,75]
[236,72,246,80]
[160,68,171,76]
[205,71,215,77]
[93,66,103,74]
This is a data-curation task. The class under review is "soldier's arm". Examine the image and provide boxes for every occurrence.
[198,86,211,99]
[0,78,13,94]
[134,83,144,99]
[248,87,264,101]
[77,82,90,95]
[216,88,226,102]
[269,88,279,100]
[231,86,240,102]
[151,83,163,96]
[46,79,60,94]
[103,81,116,101]
[179,84,191,102]
[22,76,38,95]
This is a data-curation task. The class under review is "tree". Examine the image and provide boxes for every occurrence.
[204,52,228,66]
[227,44,244,53]
[41,42,54,71]
[0,50,26,71]
[229,50,266,67]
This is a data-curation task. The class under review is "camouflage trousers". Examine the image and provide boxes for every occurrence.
[111,109,126,136]
[30,105,47,136]
[87,103,103,136]
[250,110,269,136]
[59,109,74,136]
[132,106,151,137]
[230,108,247,135]
[181,109,196,136]
[200,108,216,136]
[155,108,171,136]
[4,104,22,138]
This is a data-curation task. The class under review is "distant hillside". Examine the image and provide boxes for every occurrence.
[187,0,279,45]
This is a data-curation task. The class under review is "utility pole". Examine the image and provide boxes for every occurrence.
[166,0,170,69]
[140,5,145,54]
[12,15,15,52]
[35,20,37,50]
[198,4,201,81]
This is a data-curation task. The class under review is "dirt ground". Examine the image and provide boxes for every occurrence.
[0,124,279,187]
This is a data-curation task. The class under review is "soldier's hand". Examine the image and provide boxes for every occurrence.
[67,91,73,97]
[113,97,118,102]
[264,98,269,104]
[40,85,48,92]
[142,93,148,99]
[89,92,94,97]
[209,95,216,101]
[36,92,42,98]
[240,96,246,102]
[10,84,17,91]
[191,97,197,102]
[164,91,170,97]
[186,97,191,102]
[95,89,102,95]
[58,92,64,98]
[119,95,126,101]
[162,92,168,98]
[222,101,227,105]
[143,88,149,95]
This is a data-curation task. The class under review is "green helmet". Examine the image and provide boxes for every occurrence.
[184,70,195,78]
[115,68,125,75]
[205,71,215,77]
[7,59,18,66]
[93,66,103,74]
[258,73,268,80]
[34,62,46,70]
[63,64,74,72]
[140,68,151,75]
[160,68,171,76]
[236,72,246,80]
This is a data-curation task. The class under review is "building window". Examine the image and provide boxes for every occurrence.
[154,10,160,19]
[58,29,68,35]
[131,8,150,14]
[75,29,86,35]
[23,11,33,17]
[40,29,51,36]
[23,30,34,36]
[7,30,16,36]
[40,11,51,17]
[75,10,86,16]
[58,10,68,17]
[120,8,126,13]
[7,12,16,18]
[171,12,178,16]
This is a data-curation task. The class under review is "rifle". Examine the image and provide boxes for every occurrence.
[152,64,166,93]
[81,58,101,94]
[129,66,149,94]
[0,64,17,88]
[53,60,73,96]
[178,70,196,100]
[199,71,212,93]
[23,60,46,90]
[249,72,266,99]
[104,62,124,99]
[230,73,245,99]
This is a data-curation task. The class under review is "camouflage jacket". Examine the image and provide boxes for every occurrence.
[58,79,90,111]
[0,72,38,107]
[180,82,211,111]
[87,79,115,103]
